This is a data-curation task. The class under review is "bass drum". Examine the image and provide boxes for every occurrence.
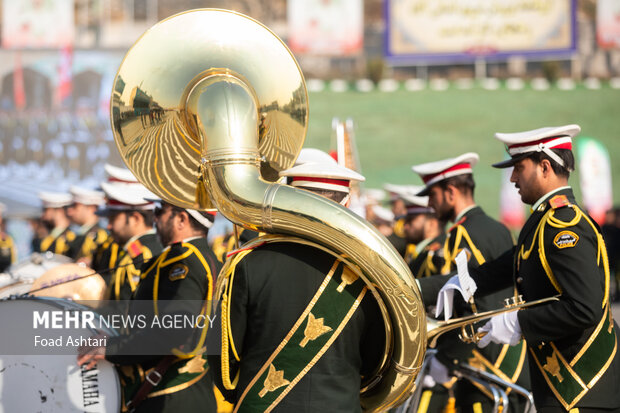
[0,253,72,299]
[0,297,120,412]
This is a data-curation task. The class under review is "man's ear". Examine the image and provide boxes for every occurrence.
[540,159,552,176]
[445,185,457,203]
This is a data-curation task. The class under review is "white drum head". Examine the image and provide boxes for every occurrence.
[0,297,120,412]
[0,355,120,413]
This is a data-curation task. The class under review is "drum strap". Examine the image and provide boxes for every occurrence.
[125,355,176,412]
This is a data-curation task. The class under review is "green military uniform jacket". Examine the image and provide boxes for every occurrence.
[470,188,620,410]
[37,226,76,257]
[68,223,108,261]
[106,231,162,301]
[209,240,385,412]
[106,236,221,412]
[0,231,16,273]
[409,233,446,279]
[419,206,529,407]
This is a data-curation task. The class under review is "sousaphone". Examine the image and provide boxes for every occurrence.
[110,9,425,411]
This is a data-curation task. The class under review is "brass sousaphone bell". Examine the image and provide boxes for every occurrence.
[109,9,556,411]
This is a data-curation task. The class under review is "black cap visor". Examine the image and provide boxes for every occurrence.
[492,153,530,169]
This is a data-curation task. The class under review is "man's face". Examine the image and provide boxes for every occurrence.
[154,204,177,246]
[67,203,92,226]
[428,186,454,222]
[403,214,427,244]
[510,158,543,205]
[108,211,131,245]
[391,199,407,218]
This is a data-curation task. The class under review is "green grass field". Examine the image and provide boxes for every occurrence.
[304,86,620,219]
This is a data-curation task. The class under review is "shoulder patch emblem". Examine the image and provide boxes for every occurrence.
[128,240,143,258]
[549,195,569,209]
[554,231,579,249]
[169,263,189,281]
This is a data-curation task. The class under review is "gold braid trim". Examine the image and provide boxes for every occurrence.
[171,242,215,359]
[221,249,254,390]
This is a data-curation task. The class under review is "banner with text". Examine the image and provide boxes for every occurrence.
[385,0,577,64]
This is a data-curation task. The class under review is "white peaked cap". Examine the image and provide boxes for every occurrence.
[383,184,425,201]
[145,197,216,229]
[400,193,434,216]
[492,124,580,169]
[39,191,73,208]
[412,153,479,196]
[294,148,337,167]
[279,161,365,193]
[100,182,156,210]
[104,163,138,183]
[70,186,106,206]
[371,205,395,223]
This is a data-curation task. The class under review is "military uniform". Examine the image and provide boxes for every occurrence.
[210,239,385,412]
[91,237,120,276]
[470,188,620,410]
[409,233,446,279]
[211,228,259,263]
[424,206,528,412]
[106,236,221,412]
[37,226,77,257]
[106,231,162,301]
[69,223,109,261]
[0,231,16,273]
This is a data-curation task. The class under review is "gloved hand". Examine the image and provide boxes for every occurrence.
[477,311,522,348]
[428,357,451,385]
[435,250,477,320]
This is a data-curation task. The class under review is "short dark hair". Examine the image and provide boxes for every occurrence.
[306,188,348,204]
[437,174,475,197]
[135,210,155,227]
[527,149,574,178]
[185,211,213,235]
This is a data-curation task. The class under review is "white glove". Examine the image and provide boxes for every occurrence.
[428,357,451,385]
[477,311,522,348]
[435,250,477,320]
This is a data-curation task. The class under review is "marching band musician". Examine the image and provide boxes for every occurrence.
[399,193,447,279]
[98,179,162,301]
[435,125,620,412]
[413,153,530,413]
[209,155,385,412]
[0,202,16,272]
[91,164,139,276]
[35,191,77,257]
[78,200,221,412]
[66,185,108,264]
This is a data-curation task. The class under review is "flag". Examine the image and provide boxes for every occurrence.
[55,44,73,107]
[577,137,613,225]
[13,52,26,110]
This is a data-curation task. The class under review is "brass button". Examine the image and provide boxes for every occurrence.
[516,277,523,284]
